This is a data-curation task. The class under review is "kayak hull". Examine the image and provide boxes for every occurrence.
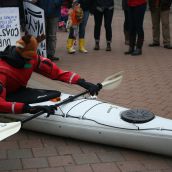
[1,93,172,156]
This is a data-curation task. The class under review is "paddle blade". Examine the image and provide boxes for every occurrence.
[0,122,21,141]
[101,71,124,90]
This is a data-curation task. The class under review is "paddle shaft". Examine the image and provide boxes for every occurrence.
[21,71,123,124]
[21,90,89,124]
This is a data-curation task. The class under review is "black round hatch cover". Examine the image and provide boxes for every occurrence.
[121,109,155,124]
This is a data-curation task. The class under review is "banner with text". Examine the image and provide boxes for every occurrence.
[0,7,20,51]
[23,1,46,57]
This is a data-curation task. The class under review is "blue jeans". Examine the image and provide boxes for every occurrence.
[69,10,89,39]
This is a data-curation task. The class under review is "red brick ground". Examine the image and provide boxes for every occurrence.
[1,10,172,172]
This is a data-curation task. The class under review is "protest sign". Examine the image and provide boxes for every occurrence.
[0,7,20,51]
[23,1,46,57]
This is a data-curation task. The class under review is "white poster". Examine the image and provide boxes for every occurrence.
[0,7,20,51]
[23,1,46,57]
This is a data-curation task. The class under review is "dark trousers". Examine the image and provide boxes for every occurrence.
[94,8,114,42]
[124,9,130,33]
[128,3,146,48]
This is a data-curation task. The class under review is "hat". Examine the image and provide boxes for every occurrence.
[16,34,45,60]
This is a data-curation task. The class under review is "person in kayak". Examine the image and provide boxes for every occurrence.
[0,34,101,115]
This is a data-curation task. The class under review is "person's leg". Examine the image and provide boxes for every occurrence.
[67,27,76,54]
[79,10,89,53]
[125,6,136,54]
[149,8,160,46]
[104,8,114,51]
[46,17,59,60]
[131,3,146,55]
[161,10,172,49]
[94,9,103,50]
[123,9,130,45]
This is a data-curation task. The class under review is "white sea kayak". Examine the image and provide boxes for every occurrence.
[1,92,172,156]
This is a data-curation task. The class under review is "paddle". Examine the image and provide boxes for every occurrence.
[0,122,21,141]
[0,71,123,141]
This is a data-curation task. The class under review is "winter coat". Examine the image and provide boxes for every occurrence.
[128,0,147,7]
[36,0,64,18]
[148,0,172,11]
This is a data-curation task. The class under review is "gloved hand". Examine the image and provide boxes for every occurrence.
[23,104,57,117]
[77,79,102,96]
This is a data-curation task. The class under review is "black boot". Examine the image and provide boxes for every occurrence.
[124,46,134,55]
[94,41,100,50]
[131,38,143,56]
[106,42,111,51]
[131,48,142,56]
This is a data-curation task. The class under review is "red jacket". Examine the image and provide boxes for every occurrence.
[128,0,147,6]
[0,54,80,114]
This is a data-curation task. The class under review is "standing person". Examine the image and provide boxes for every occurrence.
[148,0,172,49]
[66,0,91,54]
[35,0,64,61]
[92,0,114,51]
[125,0,147,56]
[122,0,130,45]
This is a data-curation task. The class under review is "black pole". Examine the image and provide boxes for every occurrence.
[21,90,89,124]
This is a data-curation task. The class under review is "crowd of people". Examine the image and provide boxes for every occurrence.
[122,0,172,56]
[0,0,172,59]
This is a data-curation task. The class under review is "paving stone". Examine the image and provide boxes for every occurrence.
[72,153,100,165]
[91,162,120,172]
[0,159,22,171]
[141,160,171,171]
[96,151,125,162]
[8,149,32,159]
[65,164,93,172]
[0,141,18,150]
[32,147,57,157]
[162,169,172,172]
[48,155,74,167]
[80,143,107,154]
[0,150,7,159]
[116,161,147,172]
[57,145,82,155]
[19,140,43,149]
[42,137,67,147]
[22,158,49,169]
[37,167,65,172]
[121,150,161,161]
[12,169,37,172]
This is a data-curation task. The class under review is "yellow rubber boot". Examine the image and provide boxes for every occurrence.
[66,39,76,54]
[79,39,88,53]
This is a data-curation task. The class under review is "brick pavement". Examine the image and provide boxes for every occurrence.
[1,10,172,172]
